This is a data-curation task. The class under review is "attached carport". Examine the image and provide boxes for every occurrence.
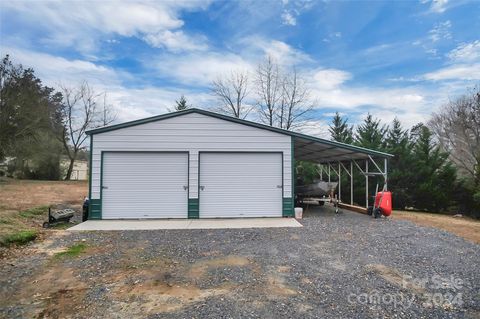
[86,108,393,219]
[291,134,393,210]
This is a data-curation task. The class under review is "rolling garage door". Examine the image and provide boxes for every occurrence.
[102,152,188,219]
[199,153,283,218]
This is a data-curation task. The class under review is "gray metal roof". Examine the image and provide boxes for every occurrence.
[86,108,393,163]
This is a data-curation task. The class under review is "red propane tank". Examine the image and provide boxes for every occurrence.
[374,191,392,216]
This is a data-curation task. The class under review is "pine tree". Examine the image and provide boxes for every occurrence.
[328,112,353,143]
[354,114,387,151]
[410,124,456,211]
[174,95,189,111]
[385,118,413,209]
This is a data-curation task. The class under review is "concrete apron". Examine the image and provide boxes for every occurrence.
[68,218,303,231]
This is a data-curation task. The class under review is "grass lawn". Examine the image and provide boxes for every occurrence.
[0,178,87,247]
[392,210,480,244]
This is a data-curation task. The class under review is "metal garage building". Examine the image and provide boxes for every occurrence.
[87,108,391,219]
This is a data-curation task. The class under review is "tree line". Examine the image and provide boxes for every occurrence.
[0,55,115,180]
[325,88,479,217]
[1,53,478,216]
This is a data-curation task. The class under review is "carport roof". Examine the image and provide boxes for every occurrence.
[86,108,393,163]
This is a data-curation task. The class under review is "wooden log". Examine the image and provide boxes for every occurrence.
[338,202,368,214]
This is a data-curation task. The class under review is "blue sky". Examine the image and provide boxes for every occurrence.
[1,0,479,136]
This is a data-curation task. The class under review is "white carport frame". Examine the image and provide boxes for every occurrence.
[292,136,393,209]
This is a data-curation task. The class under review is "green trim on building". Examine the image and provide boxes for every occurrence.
[89,199,101,219]
[291,136,295,216]
[88,135,93,220]
[96,151,104,220]
[188,198,199,219]
[283,198,294,217]
[86,108,393,158]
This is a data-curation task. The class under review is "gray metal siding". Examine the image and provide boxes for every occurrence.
[199,153,283,218]
[91,113,292,204]
[102,152,188,218]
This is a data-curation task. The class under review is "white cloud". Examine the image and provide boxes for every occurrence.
[108,87,214,123]
[430,0,449,13]
[311,87,426,111]
[143,30,208,52]
[447,40,480,63]
[295,120,330,138]
[3,46,122,87]
[281,11,297,26]
[264,40,311,65]
[154,52,255,86]
[240,37,311,66]
[423,63,480,81]
[323,32,342,43]
[428,20,452,43]
[3,46,215,124]
[1,1,211,53]
[310,68,352,90]
[151,37,313,88]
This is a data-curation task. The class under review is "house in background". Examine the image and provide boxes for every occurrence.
[62,159,88,180]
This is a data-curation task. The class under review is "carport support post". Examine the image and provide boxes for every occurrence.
[338,162,341,202]
[328,164,331,183]
[350,161,353,205]
[365,159,369,208]
[384,158,388,190]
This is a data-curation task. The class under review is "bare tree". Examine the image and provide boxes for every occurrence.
[59,81,116,180]
[277,67,314,130]
[254,56,313,129]
[211,70,251,118]
[429,87,480,183]
[101,92,116,126]
[255,56,281,126]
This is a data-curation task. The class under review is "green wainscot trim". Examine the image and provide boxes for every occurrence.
[89,199,102,220]
[188,198,199,219]
[283,197,294,217]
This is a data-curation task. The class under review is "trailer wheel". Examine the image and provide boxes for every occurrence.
[318,201,325,206]
[367,206,373,216]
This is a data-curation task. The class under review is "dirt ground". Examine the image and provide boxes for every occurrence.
[392,210,480,244]
[0,179,87,212]
[1,181,479,318]
[1,206,479,318]
[0,179,87,249]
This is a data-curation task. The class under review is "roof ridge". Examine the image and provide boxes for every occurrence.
[86,108,393,158]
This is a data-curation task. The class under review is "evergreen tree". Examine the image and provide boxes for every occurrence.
[173,95,189,111]
[328,112,353,143]
[354,114,387,151]
[385,118,414,209]
[0,55,64,179]
[410,124,456,211]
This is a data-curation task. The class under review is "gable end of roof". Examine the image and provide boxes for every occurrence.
[86,108,393,158]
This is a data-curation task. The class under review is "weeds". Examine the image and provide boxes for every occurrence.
[0,230,37,247]
[19,206,49,218]
[54,243,87,259]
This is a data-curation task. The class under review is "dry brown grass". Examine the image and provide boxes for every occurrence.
[392,210,480,244]
[0,178,87,247]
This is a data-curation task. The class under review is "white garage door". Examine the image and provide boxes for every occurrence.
[102,152,188,219]
[199,153,283,218]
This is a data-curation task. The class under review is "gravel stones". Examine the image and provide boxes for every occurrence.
[1,206,479,318]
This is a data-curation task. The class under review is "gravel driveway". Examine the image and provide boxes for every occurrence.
[1,206,479,318]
